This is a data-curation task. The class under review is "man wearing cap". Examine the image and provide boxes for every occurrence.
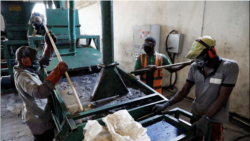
[152,36,239,141]
[134,37,192,94]
[13,31,68,141]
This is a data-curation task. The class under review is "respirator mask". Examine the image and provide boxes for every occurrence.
[30,61,41,72]
[142,42,155,54]
[195,50,210,68]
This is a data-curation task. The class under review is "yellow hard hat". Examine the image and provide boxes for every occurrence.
[186,36,216,59]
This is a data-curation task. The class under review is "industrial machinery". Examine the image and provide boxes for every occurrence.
[1,1,36,76]
[1,1,37,91]
[1,1,212,140]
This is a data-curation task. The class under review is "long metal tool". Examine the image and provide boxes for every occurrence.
[43,21,84,112]
[130,60,192,74]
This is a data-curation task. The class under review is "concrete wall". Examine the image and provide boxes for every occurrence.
[78,1,249,118]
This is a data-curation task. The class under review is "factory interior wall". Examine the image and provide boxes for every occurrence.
[77,1,249,119]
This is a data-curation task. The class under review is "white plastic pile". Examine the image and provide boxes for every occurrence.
[6,93,23,115]
[83,110,150,141]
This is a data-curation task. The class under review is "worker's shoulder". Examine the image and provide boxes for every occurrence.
[189,61,198,69]
[14,67,40,82]
[220,58,239,69]
[139,53,146,56]
[17,72,35,83]
[156,53,168,58]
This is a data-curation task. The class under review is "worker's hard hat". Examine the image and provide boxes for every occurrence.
[34,16,43,25]
[186,36,216,59]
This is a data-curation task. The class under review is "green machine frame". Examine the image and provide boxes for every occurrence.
[28,7,101,55]
[39,65,212,141]
[1,1,36,76]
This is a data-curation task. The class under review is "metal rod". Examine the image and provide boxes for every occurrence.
[130,61,192,74]
[69,0,76,52]
[100,1,114,64]
[136,113,155,120]
[43,21,83,112]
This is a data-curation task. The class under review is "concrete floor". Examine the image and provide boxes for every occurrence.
[1,90,249,141]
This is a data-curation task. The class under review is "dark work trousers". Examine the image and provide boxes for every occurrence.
[34,129,55,141]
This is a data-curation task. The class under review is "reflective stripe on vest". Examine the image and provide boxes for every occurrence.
[140,53,163,93]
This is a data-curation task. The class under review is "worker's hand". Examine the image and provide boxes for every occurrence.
[151,101,170,114]
[186,60,195,66]
[45,30,57,46]
[191,116,210,137]
[43,30,57,57]
[57,61,68,74]
[45,61,68,85]
[146,65,157,71]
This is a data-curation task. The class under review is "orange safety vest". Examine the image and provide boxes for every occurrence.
[140,53,163,94]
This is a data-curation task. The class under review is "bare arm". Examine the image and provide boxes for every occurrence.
[166,60,194,73]
[205,86,233,119]
[168,81,194,105]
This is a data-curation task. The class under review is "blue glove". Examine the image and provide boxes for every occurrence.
[191,115,211,137]
[151,101,170,114]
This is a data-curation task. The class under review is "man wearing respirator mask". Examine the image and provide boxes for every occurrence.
[134,37,192,94]
[13,31,68,141]
[152,36,239,141]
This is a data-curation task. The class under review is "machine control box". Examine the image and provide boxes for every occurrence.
[132,25,160,60]
[167,34,184,54]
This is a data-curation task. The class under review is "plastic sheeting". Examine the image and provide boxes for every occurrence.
[83,110,150,141]
[6,93,23,115]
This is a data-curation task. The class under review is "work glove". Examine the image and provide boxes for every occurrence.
[43,30,57,57]
[151,101,170,114]
[146,65,157,71]
[45,61,68,85]
[191,115,211,137]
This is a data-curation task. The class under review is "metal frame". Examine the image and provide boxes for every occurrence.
[28,35,100,52]
[40,65,212,141]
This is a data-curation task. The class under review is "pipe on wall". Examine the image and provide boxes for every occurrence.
[68,0,76,52]
[100,1,114,64]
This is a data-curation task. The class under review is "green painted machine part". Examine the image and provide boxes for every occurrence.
[46,8,80,36]
[89,1,128,101]
[39,65,212,141]
[1,1,36,76]
[69,1,76,52]
[1,1,36,40]
[89,64,129,101]
[101,1,114,64]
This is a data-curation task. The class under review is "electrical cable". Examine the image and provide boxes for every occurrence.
[163,30,178,93]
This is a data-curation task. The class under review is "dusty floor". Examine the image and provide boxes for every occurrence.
[1,90,249,141]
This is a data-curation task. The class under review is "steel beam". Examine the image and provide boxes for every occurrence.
[69,0,76,52]
[100,1,114,64]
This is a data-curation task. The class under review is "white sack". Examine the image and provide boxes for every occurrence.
[83,120,112,141]
[83,110,150,141]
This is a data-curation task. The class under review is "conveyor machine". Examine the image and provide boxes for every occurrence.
[32,1,212,141]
